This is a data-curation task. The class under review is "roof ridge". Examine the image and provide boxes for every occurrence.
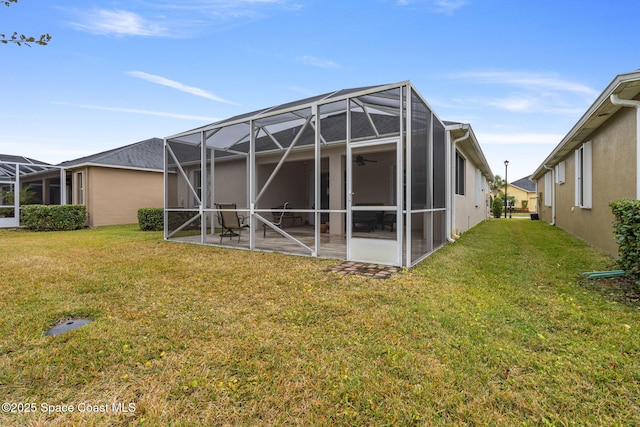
[58,137,162,166]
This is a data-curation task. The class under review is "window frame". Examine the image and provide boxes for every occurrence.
[76,172,85,205]
[455,151,465,196]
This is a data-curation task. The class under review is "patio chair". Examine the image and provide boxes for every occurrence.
[352,211,377,232]
[282,204,304,227]
[263,202,289,237]
[215,203,248,243]
[382,213,396,232]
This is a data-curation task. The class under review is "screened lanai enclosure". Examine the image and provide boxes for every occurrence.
[0,158,66,228]
[164,81,450,267]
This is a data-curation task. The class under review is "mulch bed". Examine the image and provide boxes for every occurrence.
[579,274,640,307]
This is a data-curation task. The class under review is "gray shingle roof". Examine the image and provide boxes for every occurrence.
[510,176,536,192]
[58,138,164,170]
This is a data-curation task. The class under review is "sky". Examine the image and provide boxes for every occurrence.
[1,0,639,182]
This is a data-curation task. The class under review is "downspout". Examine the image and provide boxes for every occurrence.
[543,164,555,226]
[447,127,470,243]
[610,94,640,199]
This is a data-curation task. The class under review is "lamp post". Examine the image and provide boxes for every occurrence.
[504,160,509,218]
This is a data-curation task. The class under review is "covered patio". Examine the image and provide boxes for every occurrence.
[164,81,451,267]
[0,157,66,228]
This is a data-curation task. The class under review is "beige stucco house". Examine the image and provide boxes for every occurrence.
[1,138,165,228]
[59,138,165,227]
[531,70,640,257]
[507,176,537,212]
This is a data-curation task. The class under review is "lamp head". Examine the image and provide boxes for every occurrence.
[504,160,509,167]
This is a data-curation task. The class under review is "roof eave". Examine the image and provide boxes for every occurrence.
[447,123,494,181]
[532,70,640,180]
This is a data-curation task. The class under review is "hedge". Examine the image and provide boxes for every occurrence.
[492,197,503,218]
[137,208,164,231]
[22,205,87,231]
[610,199,640,280]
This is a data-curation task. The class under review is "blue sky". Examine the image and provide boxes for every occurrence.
[1,0,639,181]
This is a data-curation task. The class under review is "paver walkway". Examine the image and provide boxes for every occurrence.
[329,261,400,279]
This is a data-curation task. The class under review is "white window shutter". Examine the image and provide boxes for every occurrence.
[575,148,581,206]
[583,141,593,208]
[544,171,552,207]
[475,169,482,207]
[555,161,565,184]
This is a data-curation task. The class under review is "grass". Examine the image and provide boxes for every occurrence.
[1,220,639,426]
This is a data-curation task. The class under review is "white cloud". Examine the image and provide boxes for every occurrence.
[450,70,598,97]
[68,1,302,37]
[432,0,467,14]
[445,70,598,115]
[69,9,166,37]
[126,71,237,105]
[297,56,341,69]
[395,0,467,14]
[54,102,219,121]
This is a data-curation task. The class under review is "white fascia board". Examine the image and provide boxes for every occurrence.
[531,70,640,180]
[63,162,163,173]
[446,123,494,181]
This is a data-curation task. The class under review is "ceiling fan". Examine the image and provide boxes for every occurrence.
[354,155,378,166]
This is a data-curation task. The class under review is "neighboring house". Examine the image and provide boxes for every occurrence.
[447,121,493,235]
[531,70,640,257]
[165,81,493,267]
[508,176,537,212]
[58,138,165,227]
[1,138,165,228]
[0,155,57,227]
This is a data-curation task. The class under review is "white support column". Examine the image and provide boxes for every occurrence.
[249,119,256,250]
[402,84,410,267]
[15,164,21,226]
[163,139,168,240]
[313,104,320,257]
[200,131,207,244]
[60,167,67,205]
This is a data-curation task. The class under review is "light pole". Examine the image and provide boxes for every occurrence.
[504,160,509,218]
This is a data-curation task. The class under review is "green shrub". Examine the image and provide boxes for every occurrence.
[138,208,164,231]
[22,205,87,231]
[610,199,640,280]
[492,197,503,218]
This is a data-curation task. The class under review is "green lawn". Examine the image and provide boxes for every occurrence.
[1,220,639,426]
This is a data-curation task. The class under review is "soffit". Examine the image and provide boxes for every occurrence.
[532,72,640,179]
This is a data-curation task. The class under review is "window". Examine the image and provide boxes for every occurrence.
[555,161,565,184]
[575,141,592,208]
[192,169,202,206]
[76,172,84,205]
[455,151,465,195]
[544,171,552,207]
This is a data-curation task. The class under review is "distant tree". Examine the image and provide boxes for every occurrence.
[1,0,51,47]
[490,175,505,198]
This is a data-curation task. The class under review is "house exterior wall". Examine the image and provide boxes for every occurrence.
[537,107,636,256]
[82,167,163,227]
[454,145,490,235]
[507,184,536,212]
[214,159,248,207]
